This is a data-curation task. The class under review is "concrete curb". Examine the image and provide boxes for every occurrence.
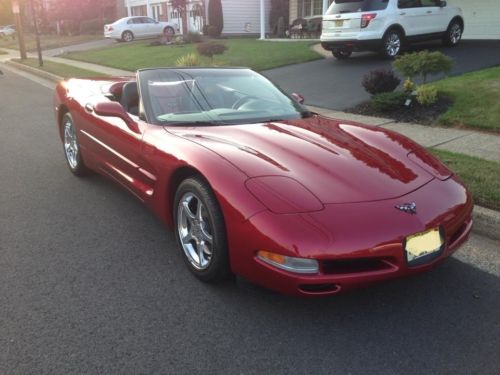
[473,206,500,242]
[4,59,500,242]
[4,59,62,83]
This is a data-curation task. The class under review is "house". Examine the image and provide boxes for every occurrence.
[123,0,271,35]
[288,0,500,40]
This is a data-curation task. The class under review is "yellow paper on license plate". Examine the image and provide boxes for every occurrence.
[405,228,443,261]
[335,20,344,27]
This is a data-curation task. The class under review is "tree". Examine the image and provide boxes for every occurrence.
[270,0,289,36]
[208,0,223,37]
[172,0,188,35]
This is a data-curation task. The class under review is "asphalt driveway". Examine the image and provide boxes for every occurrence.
[1,66,499,374]
[264,40,500,110]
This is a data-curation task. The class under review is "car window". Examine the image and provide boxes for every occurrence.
[137,68,310,126]
[127,19,134,24]
[326,0,389,14]
[132,18,143,24]
[144,18,156,23]
[398,0,422,9]
[420,0,439,6]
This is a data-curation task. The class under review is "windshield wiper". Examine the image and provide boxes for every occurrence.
[163,120,225,127]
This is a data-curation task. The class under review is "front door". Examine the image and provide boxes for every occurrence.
[397,0,427,36]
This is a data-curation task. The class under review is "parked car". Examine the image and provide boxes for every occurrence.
[321,0,464,59]
[104,17,177,42]
[0,25,16,38]
[53,67,473,296]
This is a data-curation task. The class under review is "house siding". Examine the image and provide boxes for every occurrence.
[220,0,271,35]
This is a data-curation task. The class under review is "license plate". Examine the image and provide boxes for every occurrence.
[335,20,344,27]
[405,228,444,264]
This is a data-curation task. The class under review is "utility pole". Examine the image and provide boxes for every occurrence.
[11,0,27,60]
[29,0,43,66]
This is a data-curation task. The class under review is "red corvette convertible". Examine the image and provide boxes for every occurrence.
[54,68,473,296]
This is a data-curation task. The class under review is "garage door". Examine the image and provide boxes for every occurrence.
[449,0,500,39]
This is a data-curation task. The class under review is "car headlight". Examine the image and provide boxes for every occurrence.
[257,250,319,274]
[245,176,323,214]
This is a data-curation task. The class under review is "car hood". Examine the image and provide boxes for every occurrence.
[165,116,435,204]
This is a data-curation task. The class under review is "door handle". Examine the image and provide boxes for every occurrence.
[399,12,406,15]
[427,10,433,13]
[85,103,94,112]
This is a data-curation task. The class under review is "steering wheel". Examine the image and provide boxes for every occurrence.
[232,95,258,110]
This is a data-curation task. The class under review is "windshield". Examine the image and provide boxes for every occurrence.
[137,68,310,126]
[326,0,389,14]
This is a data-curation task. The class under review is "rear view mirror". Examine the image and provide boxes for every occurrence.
[94,101,141,133]
[291,93,305,104]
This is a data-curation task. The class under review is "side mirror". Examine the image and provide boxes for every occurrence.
[440,1,447,7]
[94,101,141,133]
[291,92,305,104]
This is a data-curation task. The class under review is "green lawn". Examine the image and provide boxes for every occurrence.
[13,58,108,79]
[62,39,322,71]
[433,66,500,132]
[431,149,500,211]
[0,34,102,52]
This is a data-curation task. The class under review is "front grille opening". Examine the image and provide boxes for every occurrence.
[322,257,395,275]
[299,283,340,294]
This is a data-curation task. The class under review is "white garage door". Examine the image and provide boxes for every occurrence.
[449,0,500,39]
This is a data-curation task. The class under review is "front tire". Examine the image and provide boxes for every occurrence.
[121,30,134,42]
[174,177,230,282]
[380,29,403,59]
[443,20,462,47]
[62,112,88,176]
[332,48,352,60]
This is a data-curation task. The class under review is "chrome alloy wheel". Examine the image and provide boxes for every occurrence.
[63,117,79,169]
[177,192,214,270]
[385,33,401,57]
[450,24,462,44]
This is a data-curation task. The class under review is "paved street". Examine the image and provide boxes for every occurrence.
[0,68,499,374]
[264,40,500,110]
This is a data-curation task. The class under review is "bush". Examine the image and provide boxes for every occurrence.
[79,18,106,35]
[416,85,438,106]
[403,78,415,93]
[208,0,224,37]
[393,50,453,84]
[370,92,408,112]
[184,31,202,43]
[362,69,401,95]
[176,53,202,67]
[196,42,227,59]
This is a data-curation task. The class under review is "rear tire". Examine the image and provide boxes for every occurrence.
[380,29,403,59]
[442,20,462,47]
[332,48,352,60]
[122,30,134,42]
[163,26,175,37]
[61,112,89,177]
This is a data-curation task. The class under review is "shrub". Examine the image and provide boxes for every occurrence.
[403,78,415,93]
[208,0,224,37]
[79,18,107,35]
[416,85,438,106]
[184,31,202,43]
[393,50,453,84]
[362,69,401,95]
[370,92,408,112]
[205,25,220,37]
[196,42,227,60]
[176,53,201,67]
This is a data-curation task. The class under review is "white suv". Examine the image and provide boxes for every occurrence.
[321,0,464,59]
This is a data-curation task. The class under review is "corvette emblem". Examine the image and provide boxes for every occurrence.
[395,202,417,214]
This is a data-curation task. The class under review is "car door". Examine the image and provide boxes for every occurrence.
[397,0,426,36]
[80,96,153,202]
[420,0,449,33]
[141,17,159,36]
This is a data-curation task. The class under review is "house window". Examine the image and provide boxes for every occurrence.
[298,0,324,18]
[151,4,162,21]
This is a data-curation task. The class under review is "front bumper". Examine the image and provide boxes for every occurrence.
[229,176,473,296]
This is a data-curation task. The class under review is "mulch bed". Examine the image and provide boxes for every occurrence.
[346,94,453,125]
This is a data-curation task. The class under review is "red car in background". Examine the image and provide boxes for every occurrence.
[54,68,473,296]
